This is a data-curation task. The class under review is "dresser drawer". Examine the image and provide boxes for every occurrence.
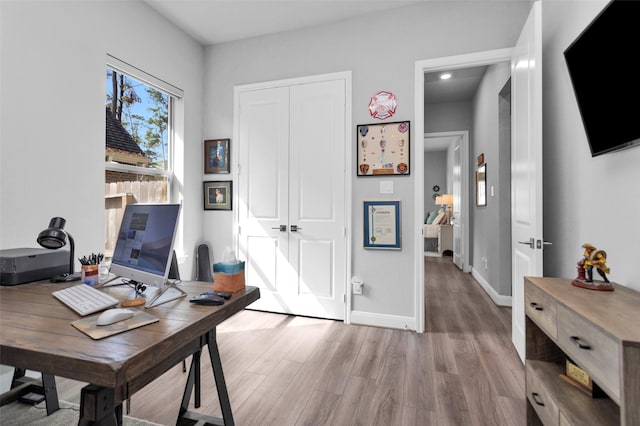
[526,363,559,426]
[557,305,620,401]
[525,281,558,339]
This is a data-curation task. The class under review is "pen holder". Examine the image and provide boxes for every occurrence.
[81,264,99,286]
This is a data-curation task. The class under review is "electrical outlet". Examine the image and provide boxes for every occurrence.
[351,276,363,295]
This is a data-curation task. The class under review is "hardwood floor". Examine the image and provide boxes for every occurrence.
[57,256,525,425]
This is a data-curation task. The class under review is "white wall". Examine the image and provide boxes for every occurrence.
[202,1,531,325]
[0,1,204,278]
[424,150,448,218]
[471,62,511,294]
[542,0,640,291]
[425,101,474,134]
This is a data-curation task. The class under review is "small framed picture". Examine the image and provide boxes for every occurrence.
[204,139,230,174]
[363,201,401,249]
[204,181,232,210]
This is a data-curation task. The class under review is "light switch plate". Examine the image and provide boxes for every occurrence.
[380,181,394,194]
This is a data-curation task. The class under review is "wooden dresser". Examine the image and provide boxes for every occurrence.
[525,276,640,426]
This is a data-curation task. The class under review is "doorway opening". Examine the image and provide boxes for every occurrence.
[423,131,468,270]
[414,48,514,333]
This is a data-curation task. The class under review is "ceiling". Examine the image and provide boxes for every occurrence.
[424,65,488,104]
[144,0,421,45]
[423,65,488,152]
[143,1,489,152]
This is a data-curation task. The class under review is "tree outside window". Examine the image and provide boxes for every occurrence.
[105,66,173,256]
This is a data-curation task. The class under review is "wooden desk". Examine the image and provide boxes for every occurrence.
[0,280,259,425]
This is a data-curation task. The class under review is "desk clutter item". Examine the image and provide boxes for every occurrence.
[71,309,159,340]
[79,252,104,286]
[0,248,68,286]
[213,260,245,293]
[52,284,119,316]
[121,298,146,307]
[189,293,224,305]
[81,264,99,286]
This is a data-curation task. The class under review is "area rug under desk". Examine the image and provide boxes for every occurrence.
[0,400,163,425]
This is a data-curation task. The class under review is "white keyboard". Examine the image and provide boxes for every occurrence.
[52,284,119,316]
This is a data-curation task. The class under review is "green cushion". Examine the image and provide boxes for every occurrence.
[426,209,440,224]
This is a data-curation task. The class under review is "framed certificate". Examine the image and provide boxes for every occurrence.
[363,201,401,250]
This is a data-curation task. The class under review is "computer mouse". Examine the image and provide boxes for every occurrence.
[189,294,224,306]
[96,308,135,326]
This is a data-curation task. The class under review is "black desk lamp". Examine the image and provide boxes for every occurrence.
[37,217,81,282]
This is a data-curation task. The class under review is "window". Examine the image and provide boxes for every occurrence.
[104,55,183,257]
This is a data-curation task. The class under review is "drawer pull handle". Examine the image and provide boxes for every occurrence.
[570,336,592,350]
[529,302,543,311]
[531,392,545,406]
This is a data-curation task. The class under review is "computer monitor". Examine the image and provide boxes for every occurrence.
[109,203,185,306]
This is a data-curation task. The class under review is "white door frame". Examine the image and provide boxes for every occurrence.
[414,48,512,333]
[232,71,353,323]
[424,131,469,271]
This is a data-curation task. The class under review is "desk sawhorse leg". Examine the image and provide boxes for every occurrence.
[178,329,234,426]
[78,384,123,426]
[0,368,59,415]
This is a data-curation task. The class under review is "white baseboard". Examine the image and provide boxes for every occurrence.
[471,267,512,307]
[350,310,415,331]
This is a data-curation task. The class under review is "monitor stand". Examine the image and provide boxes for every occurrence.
[145,280,187,308]
[95,273,123,288]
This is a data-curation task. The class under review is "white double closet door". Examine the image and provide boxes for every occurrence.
[236,75,348,320]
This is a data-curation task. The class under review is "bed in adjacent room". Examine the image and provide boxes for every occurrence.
[423,209,448,255]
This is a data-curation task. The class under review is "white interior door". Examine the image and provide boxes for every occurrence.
[288,81,346,319]
[238,87,291,307]
[511,1,543,363]
[237,77,347,320]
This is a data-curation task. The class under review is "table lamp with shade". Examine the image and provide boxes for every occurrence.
[434,194,453,224]
[37,217,81,282]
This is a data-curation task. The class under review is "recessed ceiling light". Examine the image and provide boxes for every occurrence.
[440,73,452,80]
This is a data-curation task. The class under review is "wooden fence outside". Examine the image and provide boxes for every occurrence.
[105,180,167,204]
[104,180,167,257]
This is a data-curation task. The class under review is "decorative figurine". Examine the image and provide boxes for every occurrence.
[572,243,614,291]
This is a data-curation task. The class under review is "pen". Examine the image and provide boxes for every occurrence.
[79,253,105,266]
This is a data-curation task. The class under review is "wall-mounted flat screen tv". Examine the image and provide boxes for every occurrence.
[564,0,640,157]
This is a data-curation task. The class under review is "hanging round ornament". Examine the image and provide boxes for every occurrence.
[368,91,397,120]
